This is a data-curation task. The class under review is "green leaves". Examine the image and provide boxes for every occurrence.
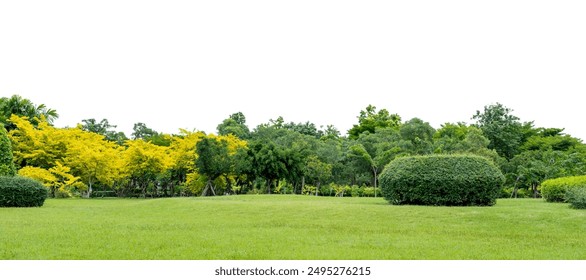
[0,127,16,176]
[195,137,231,181]
[472,103,525,159]
[348,105,401,139]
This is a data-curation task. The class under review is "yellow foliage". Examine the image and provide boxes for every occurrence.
[208,133,247,155]
[184,172,206,195]
[167,130,206,173]
[64,127,124,189]
[8,116,249,197]
[122,139,172,178]
[18,166,56,188]
[8,115,68,168]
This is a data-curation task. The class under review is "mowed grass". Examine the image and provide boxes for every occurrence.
[1,195,584,260]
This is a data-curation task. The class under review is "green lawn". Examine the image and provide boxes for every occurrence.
[1,195,584,260]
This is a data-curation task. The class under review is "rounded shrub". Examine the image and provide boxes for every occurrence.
[541,175,586,203]
[0,176,49,207]
[380,154,505,206]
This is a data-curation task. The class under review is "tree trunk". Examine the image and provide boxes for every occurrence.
[141,182,147,198]
[316,182,320,196]
[224,175,232,195]
[201,179,216,196]
[267,179,271,194]
[85,178,93,198]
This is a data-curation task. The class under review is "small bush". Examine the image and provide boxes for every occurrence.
[566,188,586,209]
[541,175,586,203]
[380,154,504,206]
[500,187,532,199]
[350,185,362,197]
[0,176,48,207]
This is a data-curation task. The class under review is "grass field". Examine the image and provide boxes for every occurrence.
[1,195,584,260]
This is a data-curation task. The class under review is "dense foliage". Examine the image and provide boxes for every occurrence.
[0,176,48,207]
[0,127,16,176]
[2,94,586,201]
[380,155,505,206]
[566,187,586,209]
[541,175,586,203]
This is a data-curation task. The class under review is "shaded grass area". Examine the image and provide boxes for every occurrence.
[1,196,584,260]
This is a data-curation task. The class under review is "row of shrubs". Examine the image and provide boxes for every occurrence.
[3,154,585,210]
[541,175,586,209]
[300,184,382,197]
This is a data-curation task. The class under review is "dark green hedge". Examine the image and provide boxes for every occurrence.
[0,176,48,207]
[380,155,505,206]
[541,175,586,203]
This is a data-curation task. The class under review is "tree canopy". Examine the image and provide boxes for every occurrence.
[2,96,585,199]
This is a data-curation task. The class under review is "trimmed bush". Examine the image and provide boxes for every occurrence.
[380,154,505,206]
[0,176,48,207]
[566,188,586,209]
[541,175,586,203]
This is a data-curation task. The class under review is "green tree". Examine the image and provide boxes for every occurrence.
[399,118,435,155]
[305,155,332,195]
[348,105,401,139]
[521,128,581,152]
[472,103,526,159]
[0,127,16,176]
[320,125,341,141]
[81,118,128,145]
[217,112,250,139]
[349,143,380,196]
[247,141,288,194]
[283,121,320,138]
[131,122,170,146]
[195,137,232,196]
[132,122,157,140]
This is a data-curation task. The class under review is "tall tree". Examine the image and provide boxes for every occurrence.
[81,118,128,145]
[399,118,435,155]
[122,140,171,197]
[195,137,232,196]
[65,129,123,198]
[217,112,250,139]
[349,144,380,196]
[248,141,288,194]
[131,122,170,146]
[131,122,158,140]
[348,105,401,139]
[473,103,525,159]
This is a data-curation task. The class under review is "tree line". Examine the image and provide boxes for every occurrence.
[1,95,585,198]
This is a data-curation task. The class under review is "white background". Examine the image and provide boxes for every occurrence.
[1,1,585,139]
